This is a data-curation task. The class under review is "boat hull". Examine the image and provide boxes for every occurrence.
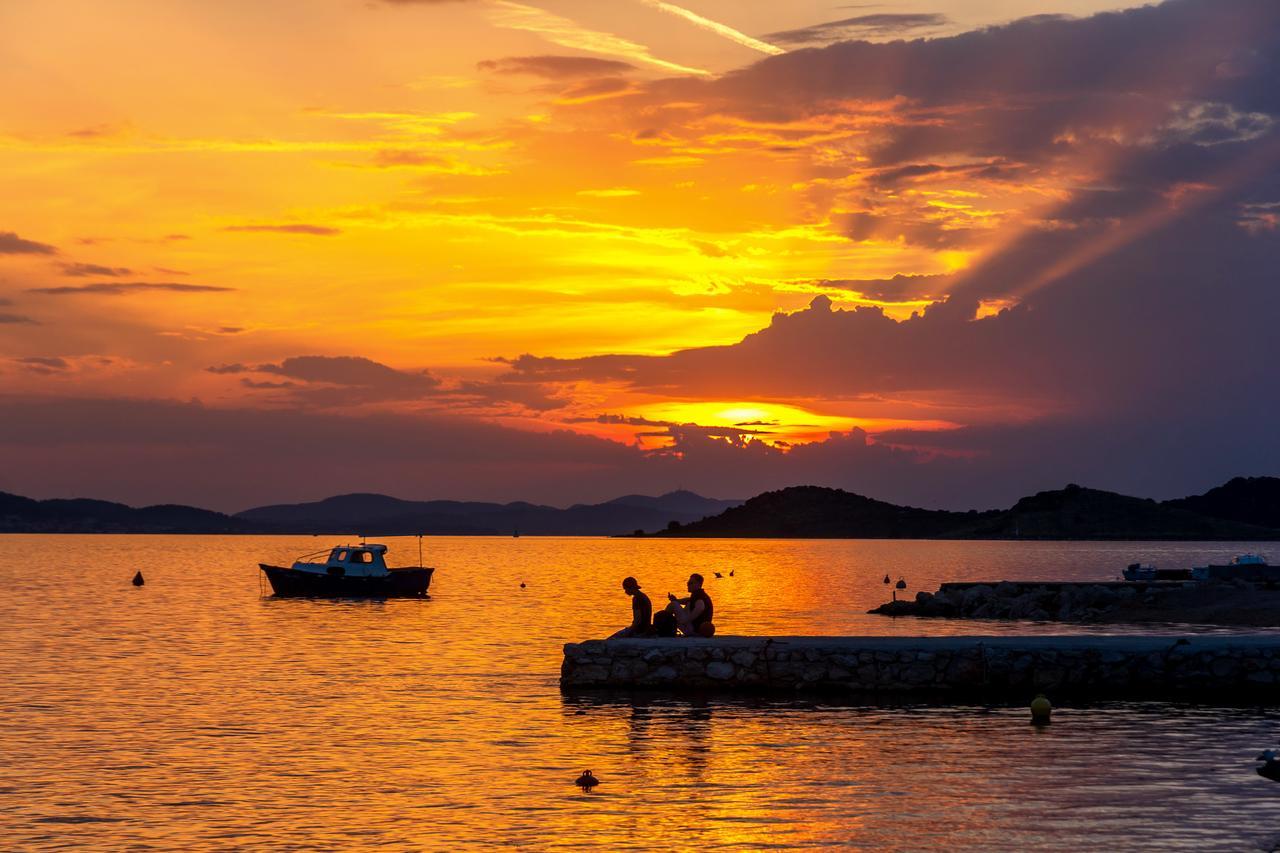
[260,564,433,598]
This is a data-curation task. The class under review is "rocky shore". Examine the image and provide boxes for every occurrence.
[870,580,1280,627]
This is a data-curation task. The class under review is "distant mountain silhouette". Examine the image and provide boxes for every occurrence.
[5,479,1278,538]
[655,482,1280,540]
[1163,476,1280,529]
[234,490,742,535]
[0,492,253,534]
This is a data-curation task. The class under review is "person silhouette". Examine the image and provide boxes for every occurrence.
[609,576,653,638]
[664,573,715,637]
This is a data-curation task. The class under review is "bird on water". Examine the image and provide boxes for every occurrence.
[1258,749,1280,782]
[575,770,599,790]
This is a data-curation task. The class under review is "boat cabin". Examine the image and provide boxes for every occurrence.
[312,544,390,577]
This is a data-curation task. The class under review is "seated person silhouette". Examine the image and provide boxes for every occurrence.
[610,576,653,638]
[663,573,715,637]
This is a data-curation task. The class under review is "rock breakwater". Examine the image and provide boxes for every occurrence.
[870,581,1280,627]
[560,635,1280,698]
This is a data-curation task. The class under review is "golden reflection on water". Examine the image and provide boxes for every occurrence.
[2,535,1279,850]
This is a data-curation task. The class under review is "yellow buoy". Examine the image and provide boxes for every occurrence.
[1030,693,1052,725]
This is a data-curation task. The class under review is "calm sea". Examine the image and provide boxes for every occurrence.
[3,535,1279,850]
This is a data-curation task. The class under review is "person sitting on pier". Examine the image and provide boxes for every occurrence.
[664,573,715,637]
[610,576,653,638]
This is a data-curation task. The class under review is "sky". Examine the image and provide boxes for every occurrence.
[1,0,1278,511]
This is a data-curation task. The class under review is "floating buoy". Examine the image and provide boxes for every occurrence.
[575,770,599,790]
[883,574,891,584]
[520,582,526,589]
[729,569,734,577]
[1030,693,1052,725]
[895,578,907,590]
[132,571,145,587]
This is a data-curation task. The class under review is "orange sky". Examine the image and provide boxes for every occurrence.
[0,0,1225,460]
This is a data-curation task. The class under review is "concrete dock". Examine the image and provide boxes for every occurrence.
[561,635,1280,699]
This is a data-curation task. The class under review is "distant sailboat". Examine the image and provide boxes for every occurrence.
[513,528,520,538]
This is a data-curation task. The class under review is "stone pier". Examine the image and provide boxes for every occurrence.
[560,635,1280,699]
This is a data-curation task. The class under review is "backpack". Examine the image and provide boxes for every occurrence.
[652,610,677,638]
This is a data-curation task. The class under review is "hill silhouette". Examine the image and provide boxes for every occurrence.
[235,490,740,535]
[0,492,253,534]
[1162,476,1280,529]
[0,489,738,535]
[656,482,1280,540]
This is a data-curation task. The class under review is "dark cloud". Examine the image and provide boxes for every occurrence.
[13,356,68,375]
[562,413,772,440]
[452,379,567,412]
[28,282,234,295]
[838,210,976,248]
[223,224,341,236]
[766,13,950,46]
[0,231,57,255]
[258,355,440,395]
[556,77,633,103]
[816,274,951,301]
[15,356,68,369]
[240,379,298,390]
[210,355,564,412]
[477,55,636,79]
[60,262,133,277]
[0,313,38,325]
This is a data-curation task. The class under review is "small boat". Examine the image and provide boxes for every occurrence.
[260,543,433,598]
[1190,553,1280,583]
[1122,563,1192,582]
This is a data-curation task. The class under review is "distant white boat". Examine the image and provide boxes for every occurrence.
[1190,553,1278,583]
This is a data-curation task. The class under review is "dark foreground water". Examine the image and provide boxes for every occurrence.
[2,535,1279,850]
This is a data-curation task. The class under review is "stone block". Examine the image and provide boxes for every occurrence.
[801,663,827,682]
[570,664,608,684]
[706,661,735,680]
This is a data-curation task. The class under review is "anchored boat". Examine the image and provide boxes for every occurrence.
[1122,563,1192,582]
[1191,553,1279,583]
[260,543,433,598]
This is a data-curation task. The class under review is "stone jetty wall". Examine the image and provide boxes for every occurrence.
[561,635,1280,698]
